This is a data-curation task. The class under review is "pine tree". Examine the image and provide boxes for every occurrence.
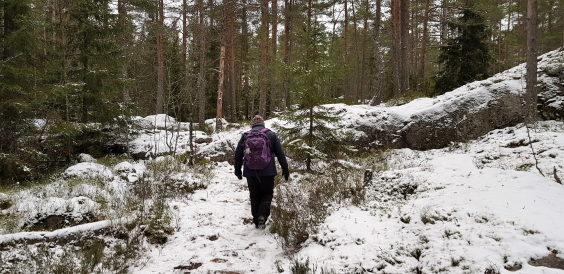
[434,9,492,95]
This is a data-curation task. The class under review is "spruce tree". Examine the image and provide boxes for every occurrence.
[273,20,352,171]
[434,9,492,95]
[0,0,42,183]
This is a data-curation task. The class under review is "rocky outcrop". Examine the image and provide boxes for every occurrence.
[348,47,564,150]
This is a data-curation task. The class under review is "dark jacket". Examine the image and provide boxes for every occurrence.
[234,124,288,177]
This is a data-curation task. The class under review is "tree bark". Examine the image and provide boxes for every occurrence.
[270,0,278,113]
[391,0,401,96]
[283,0,293,109]
[344,0,348,65]
[240,0,250,118]
[525,0,538,123]
[417,0,430,93]
[217,46,225,131]
[259,0,269,117]
[400,0,409,94]
[156,0,165,114]
[370,0,385,106]
[198,0,207,128]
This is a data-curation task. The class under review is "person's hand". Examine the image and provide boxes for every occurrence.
[235,169,242,180]
[282,169,289,181]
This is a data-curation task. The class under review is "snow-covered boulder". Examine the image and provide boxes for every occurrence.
[21,196,100,231]
[194,131,213,144]
[130,116,154,129]
[113,161,138,182]
[0,193,11,211]
[537,49,564,121]
[78,153,97,163]
[63,162,112,179]
[349,47,564,150]
[145,114,177,130]
[205,118,228,130]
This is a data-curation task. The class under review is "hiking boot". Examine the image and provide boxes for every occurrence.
[257,216,266,229]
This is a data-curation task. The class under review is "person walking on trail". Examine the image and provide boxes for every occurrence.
[234,115,289,229]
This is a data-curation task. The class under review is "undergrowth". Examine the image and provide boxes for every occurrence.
[0,155,212,273]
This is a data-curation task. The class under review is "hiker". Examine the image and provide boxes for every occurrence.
[234,115,289,229]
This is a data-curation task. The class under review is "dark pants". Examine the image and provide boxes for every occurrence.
[246,176,275,226]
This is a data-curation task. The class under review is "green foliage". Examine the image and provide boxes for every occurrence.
[144,196,174,245]
[434,9,492,95]
[274,106,353,170]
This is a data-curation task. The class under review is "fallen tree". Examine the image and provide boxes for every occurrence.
[0,216,135,246]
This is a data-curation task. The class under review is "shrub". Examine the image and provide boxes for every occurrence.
[270,169,368,253]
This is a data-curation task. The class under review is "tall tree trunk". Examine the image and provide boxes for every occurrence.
[156,0,165,114]
[182,0,194,165]
[118,0,131,102]
[283,0,293,109]
[370,0,385,106]
[241,0,250,118]
[222,0,235,122]
[400,0,409,94]
[391,0,401,96]
[217,46,225,131]
[344,0,348,65]
[259,0,269,117]
[56,2,70,122]
[417,0,430,93]
[228,1,235,122]
[441,0,448,44]
[526,0,538,123]
[198,0,207,128]
[270,0,278,113]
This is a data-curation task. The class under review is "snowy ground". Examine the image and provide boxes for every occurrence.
[128,120,564,274]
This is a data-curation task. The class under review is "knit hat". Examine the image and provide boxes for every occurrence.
[251,115,265,126]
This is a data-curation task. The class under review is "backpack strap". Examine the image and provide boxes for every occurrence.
[260,128,270,133]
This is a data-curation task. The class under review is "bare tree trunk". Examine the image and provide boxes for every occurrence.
[391,0,401,96]
[259,0,269,117]
[283,0,293,109]
[344,0,348,65]
[417,0,430,93]
[370,0,385,106]
[198,0,207,128]
[228,4,235,122]
[182,0,194,165]
[241,0,250,118]
[270,0,278,113]
[118,0,131,103]
[400,0,409,94]
[525,0,538,123]
[221,0,235,122]
[156,0,165,114]
[216,46,225,131]
[441,0,448,44]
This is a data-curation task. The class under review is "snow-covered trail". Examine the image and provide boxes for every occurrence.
[133,162,285,274]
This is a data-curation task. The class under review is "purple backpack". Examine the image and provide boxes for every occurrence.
[243,128,272,170]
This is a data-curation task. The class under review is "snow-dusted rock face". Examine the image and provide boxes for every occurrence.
[538,49,564,121]
[21,196,100,231]
[352,47,564,150]
[113,161,139,182]
[78,153,97,163]
[63,162,113,179]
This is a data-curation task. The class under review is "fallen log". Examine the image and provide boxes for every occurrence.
[0,216,135,246]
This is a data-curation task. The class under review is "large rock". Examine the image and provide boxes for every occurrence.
[349,47,564,150]
[63,162,113,179]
